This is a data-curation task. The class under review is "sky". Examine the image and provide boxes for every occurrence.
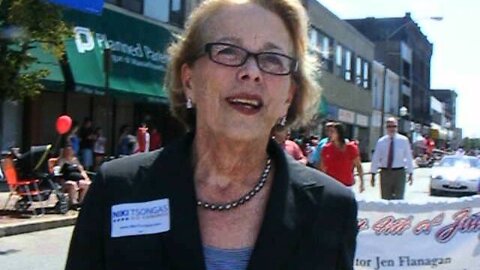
[319,0,479,138]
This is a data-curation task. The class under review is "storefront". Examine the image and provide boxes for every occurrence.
[21,6,183,154]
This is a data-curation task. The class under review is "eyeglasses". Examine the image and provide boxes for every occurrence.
[204,42,298,76]
[386,125,397,128]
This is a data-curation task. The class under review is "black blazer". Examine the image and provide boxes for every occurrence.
[66,134,358,270]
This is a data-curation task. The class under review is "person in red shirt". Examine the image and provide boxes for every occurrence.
[135,123,150,153]
[149,126,162,151]
[273,127,308,165]
[321,122,364,192]
[425,135,435,157]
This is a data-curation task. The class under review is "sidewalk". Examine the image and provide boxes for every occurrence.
[0,183,78,238]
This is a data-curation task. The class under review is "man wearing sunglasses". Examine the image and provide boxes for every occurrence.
[370,117,414,200]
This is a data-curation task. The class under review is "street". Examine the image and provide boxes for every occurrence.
[353,167,440,202]
[0,226,73,270]
[352,166,469,203]
[0,166,459,270]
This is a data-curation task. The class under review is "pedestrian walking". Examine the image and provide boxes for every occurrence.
[66,1,357,269]
[149,126,163,150]
[117,124,136,156]
[78,117,95,171]
[67,122,80,156]
[135,122,150,153]
[311,120,335,169]
[273,126,308,165]
[320,122,364,192]
[93,127,106,171]
[370,117,414,200]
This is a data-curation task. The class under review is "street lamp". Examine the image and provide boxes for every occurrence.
[399,106,408,117]
[379,16,443,137]
[399,106,408,134]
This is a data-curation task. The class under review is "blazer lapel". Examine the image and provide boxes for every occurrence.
[248,141,325,270]
[141,135,327,270]
[146,134,206,270]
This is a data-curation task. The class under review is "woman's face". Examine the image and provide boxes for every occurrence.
[329,128,339,142]
[182,3,296,141]
[63,146,74,159]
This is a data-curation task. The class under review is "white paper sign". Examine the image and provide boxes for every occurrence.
[111,198,170,238]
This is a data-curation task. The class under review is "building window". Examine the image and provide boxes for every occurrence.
[309,28,333,73]
[355,57,362,86]
[309,29,318,49]
[344,49,352,81]
[335,44,343,77]
[124,0,143,13]
[402,95,410,111]
[353,56,370,90]
[320,35,333,72]
[362,61,370,89]
[402,60,411,87]
[169,0,185,27]
[107,0,144,14]
[143,0,185,26]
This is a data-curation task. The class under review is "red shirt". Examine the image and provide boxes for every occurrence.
[282,140,306,162]
[321,142,359,186]
[136,127,148,152]
[150,131,162,150]
[425,138,435,155]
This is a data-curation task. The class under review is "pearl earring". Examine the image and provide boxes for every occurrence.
[186,98,193,109]
[279,116,287,126]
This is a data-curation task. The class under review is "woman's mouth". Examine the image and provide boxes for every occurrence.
[226,96,263,115]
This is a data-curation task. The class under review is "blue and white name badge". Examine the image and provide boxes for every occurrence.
[111,198,170,238]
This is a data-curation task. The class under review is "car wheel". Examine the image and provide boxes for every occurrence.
[430,188,441,196]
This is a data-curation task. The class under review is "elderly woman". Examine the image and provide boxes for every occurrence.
[66,1,358,269]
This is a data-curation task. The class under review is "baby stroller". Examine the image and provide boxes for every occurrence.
[2,145,70,215]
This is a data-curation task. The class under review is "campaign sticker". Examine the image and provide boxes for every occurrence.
[111,198,170,238]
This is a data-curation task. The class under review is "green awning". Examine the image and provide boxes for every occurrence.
[318,95,329,116]
[23,45,64,91]
[62,7,174,101]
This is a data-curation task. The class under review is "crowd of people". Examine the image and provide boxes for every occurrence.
[273,117,419,200]
[52,117,164,208]
[272,120,365,193]
[65,118,164,171]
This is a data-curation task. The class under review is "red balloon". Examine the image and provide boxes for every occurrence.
[56,115,72,135]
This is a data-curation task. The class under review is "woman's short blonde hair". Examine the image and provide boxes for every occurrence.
[165,0,321,130]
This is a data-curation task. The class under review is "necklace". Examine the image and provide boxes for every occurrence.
[196,158,272,211]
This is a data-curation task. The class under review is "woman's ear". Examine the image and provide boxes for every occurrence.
[181,63,194,100]
[286,82,297,105]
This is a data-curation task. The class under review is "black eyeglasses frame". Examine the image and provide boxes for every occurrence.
[203,42,298,76]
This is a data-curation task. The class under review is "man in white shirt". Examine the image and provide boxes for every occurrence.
[370,117,414,200]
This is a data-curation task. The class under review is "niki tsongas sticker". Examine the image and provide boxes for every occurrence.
[111,199,170,238]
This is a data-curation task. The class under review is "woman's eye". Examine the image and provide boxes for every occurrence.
[217,47,238,56]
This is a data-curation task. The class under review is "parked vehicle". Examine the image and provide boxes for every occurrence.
[430,155,480,197]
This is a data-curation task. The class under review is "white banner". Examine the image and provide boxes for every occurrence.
[356,196,480,270]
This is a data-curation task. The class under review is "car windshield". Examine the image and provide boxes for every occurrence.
[440,156,478,168]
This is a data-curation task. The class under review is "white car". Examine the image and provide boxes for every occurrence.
[430,155,480,197]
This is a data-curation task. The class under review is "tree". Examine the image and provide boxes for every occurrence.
[0,0,71,101]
